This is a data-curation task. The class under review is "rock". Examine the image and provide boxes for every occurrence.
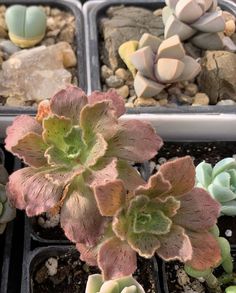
[217,99,236,105]
[158,98,168,106]
[184,83,198,97]
[105,75,124,88]
[134,96,160,107]
[100,6,164,70]
[47,29,60,38]
[0,42,73,103]
[0,40,20,55]
[225,20,235,37]
[192,93,210,105]
[59,25,74,44]
[101,65,113,80]
[198,50,236,103]
[154,90,168,100]
[167,86,182,97]
[62,48,77,67]
[125,102,134,108]
[115,85,129,99]
[50,8,61,16]
[222,11,236,22]
[153,8,162,17]
[115,68,130,80]
[179,94,193,105]
[41,38,55,46]
[6,97,25,106]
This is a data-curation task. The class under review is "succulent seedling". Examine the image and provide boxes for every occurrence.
[5,5,47,48]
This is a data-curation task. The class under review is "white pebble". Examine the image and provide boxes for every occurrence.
[45,257,58,276]
[225,229,232,237]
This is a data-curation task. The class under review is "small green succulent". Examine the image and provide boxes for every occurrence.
[85,274,145,293]
[196,158,236,216]
[226,286,236,293]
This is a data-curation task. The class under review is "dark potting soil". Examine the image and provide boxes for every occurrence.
[165,250,236,293]
[154,141,236,246]
[32,249,158,293]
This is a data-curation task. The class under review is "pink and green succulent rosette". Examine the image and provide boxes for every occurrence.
[78,156,222,280]
[5,85,162,246]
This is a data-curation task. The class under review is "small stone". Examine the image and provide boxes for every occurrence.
[115,68,130,80]
[6,97,25,106]
[105,75,124,88]
[47,17,57,31]
[115,85,129,99]
[50,8,61,16]
[217,99,236,105]
[179,94,193,105]
[184,83,198,97]
[47,29,60,38]
[101,65,113,80]
[62,49,77,67]
[167,86,182,97]
[225,229,232,237]
[41,38,55,46]
[153,8,163,17]
[35,266,48,284]
[192,93,210,105]
[0,40,20,55]
[127,95,137,104]
[134,96,160,107]
[159,98,168,106]
[225,20,235,37]
[125,102,135,108]
[59,26,74,44]
[45,258,58,276]
[223,11,236,22]
[154,90,168,100]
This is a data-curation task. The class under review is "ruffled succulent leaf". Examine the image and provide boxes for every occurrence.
[107,120,163,162]
[195,161,213,188]
[186,230,221,271]
[50,86,88,124]
[98,237,137,280]
[158,156,196,198]
[94,179,126,217]
[88,89,126,118]
[36,100,51,123]
[157,225,192,262]
[76,243,98,266]
[60,178,106,245]
[173,187,220,231]
[212,158,236,178]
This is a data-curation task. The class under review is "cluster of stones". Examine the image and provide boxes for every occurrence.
[0,5,77,107]
[99,4,236,107]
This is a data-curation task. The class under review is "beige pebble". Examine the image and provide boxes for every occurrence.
[134,96,160,107]
[101,65,113,80]
[179,94,193,105]
[158,98,168,106]
[115,68,130,80]
[153,8,163,17]
[62,49,77,67]
[192,93,209,106]
[225,20,236,37]
[115,85,129,99]
[6,97,25,107]
[125,102,135,108]
[184,83,198,97]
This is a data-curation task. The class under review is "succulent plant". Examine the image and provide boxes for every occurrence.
[119,34,201,98]
[226,286,236,293]
[77,156,221,280]
[5,85,162,246]
[0,149,16,233]
[196,158,236,216]
[85,274,145,293]
[163,0,236,50]
[5,5,47,48]
[185,225,233,290]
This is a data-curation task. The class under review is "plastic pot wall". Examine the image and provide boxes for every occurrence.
[0,0,86,117]
[84,0,236,115]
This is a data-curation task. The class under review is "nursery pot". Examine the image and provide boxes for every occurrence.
[0,0,86,120]
[84,0,236,114]
[23,246,162,293]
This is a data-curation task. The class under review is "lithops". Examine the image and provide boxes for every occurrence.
[5,5,47,48]
[119,34,201,98]
[163,0,236,50]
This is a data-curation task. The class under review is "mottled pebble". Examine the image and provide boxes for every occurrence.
[192,93,210,106]
[115,85,129,99]
[167,86,182,97]
[179,95,193,105]
[115,68,130,80]
[159,98,168,106]
[134,96,160,107]
[0,40,20,55]
[225,229,232,237]
[184,83,198,97]
[105,75,124,88]
[101,65,113,80]
[225,20,236,37]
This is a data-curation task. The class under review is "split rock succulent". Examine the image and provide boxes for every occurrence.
[122,34,201,98]
[5,85,162,246]
[0,149,16,233]
[85,274,145,293]
[78,156,221,280]
[196,158,236,216]
[163,0,235,50]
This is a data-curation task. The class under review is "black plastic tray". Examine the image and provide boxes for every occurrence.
[0,0,86,116]
[23,245,162,293]
[87,0,236,114]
